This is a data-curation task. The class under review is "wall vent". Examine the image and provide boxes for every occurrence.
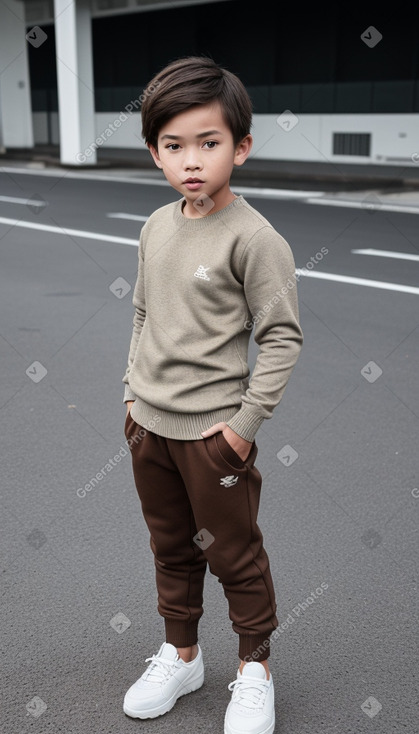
[333,132,371,156]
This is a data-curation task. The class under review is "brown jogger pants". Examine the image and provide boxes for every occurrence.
[124,412,278,662]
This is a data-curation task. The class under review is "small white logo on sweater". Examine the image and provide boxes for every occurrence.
[220,475,239,487]
[194,265,210,281]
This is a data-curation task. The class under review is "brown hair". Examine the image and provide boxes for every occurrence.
[140,56,252,151]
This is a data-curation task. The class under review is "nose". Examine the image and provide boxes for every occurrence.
[183,145,203,172]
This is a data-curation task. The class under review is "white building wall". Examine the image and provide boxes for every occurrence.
[32,111,419,166]
[0,0,33,148]
[251,114,419,165]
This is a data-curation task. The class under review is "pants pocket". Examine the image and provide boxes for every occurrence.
[214,431,249,470]
[124,410,137,441]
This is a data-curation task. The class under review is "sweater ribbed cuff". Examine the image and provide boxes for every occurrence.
[225,406,265,442]
[123,384,138,403]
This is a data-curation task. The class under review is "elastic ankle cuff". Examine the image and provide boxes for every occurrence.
[164,619,199,648]
[239,633,272,662]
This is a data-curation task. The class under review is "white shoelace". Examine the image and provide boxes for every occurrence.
[142,654,178,684]
[228,675,270,709]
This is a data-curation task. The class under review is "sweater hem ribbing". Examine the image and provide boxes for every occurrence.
[130,396,243,441]
[123,383,137,403]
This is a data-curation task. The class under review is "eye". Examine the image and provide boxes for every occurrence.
[166,143,180,151]
[203,141,218,149]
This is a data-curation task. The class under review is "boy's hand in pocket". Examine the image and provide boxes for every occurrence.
[201,422,252,461]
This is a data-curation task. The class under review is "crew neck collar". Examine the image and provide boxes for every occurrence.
[174,195,245,229]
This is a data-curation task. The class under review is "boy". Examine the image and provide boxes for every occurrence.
[122,56,303,734]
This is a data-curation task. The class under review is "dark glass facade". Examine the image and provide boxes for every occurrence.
[28,1,419,114]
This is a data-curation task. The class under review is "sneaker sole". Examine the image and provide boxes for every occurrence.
[224,717,275,734]
[123,670,204,719]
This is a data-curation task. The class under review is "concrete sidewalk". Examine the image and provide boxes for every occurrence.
[2,144,419,192]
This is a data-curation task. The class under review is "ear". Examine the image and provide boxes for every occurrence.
[233,134,253,167]
[147,142,163,169]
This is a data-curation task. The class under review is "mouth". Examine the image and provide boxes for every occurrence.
[183,178,204,191]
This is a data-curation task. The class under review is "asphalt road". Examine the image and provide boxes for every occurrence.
[1,166,417,734]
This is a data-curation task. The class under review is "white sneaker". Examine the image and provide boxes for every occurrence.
[123,642,204,719]
[224,661,275,734]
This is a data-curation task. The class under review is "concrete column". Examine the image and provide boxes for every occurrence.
[54,0,96,165]
[0,0,34,148]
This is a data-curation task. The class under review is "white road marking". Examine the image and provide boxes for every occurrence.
[351,248,419,262]
[227,186,323,199]
[0,216,138,245]
[1,214,417,294]
[0,165,170,187]
[306,197,419,214]
[296,269,419,295]
[107,213,149,221]
[0,194,46,206]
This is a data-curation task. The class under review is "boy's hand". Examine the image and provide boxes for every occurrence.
[201,422,252,462]
[126,400,134,416]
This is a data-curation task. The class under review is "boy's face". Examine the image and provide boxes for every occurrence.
[147,102,252,218]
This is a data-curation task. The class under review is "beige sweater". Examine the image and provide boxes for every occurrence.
[122,195,303,442]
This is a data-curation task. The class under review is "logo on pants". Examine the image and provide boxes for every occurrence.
[220,475,238,487]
